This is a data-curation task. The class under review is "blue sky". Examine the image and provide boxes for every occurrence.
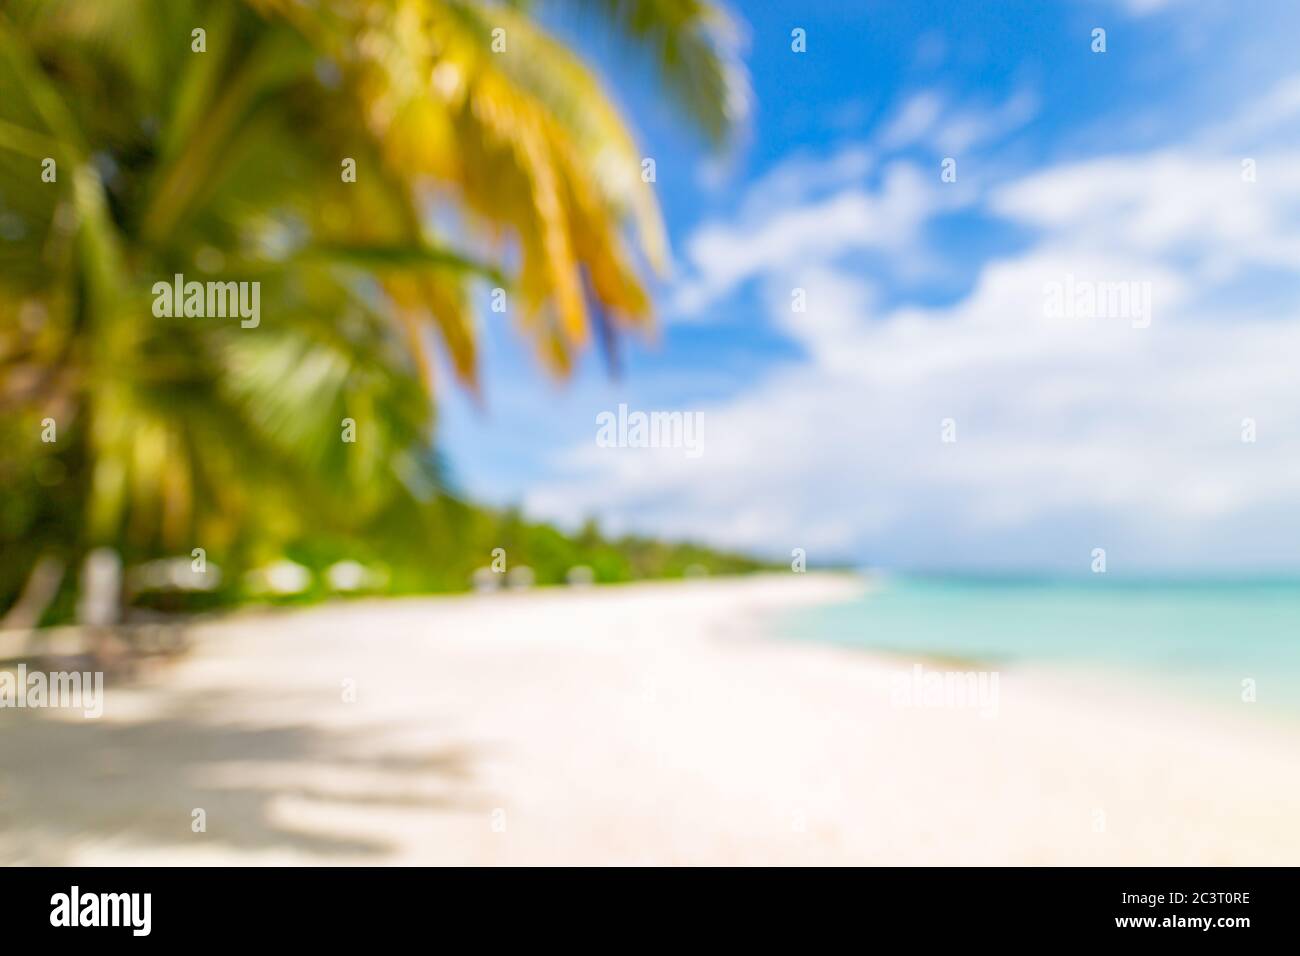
[437,0,1300,573]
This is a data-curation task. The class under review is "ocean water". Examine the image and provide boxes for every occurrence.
[776,575,1300,718]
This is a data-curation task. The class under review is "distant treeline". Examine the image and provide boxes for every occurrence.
[131,498,778,615]
[1,486,776,624]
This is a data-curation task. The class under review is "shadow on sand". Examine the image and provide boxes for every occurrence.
[0,685,486,864]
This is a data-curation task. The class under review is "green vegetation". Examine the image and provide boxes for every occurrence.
[133,503,776,616]
[0,0,756,625]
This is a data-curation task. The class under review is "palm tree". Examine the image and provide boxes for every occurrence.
[0,0,747,618]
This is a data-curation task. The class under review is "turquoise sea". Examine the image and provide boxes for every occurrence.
[777,575,1300,719]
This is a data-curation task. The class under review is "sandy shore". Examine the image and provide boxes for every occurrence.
[2,572,1298,865]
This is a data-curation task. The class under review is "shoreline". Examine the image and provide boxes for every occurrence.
[767,578,1300,732]
[2,572,1298,865]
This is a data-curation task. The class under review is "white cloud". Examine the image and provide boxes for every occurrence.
[938,89,1039,155]
[880,91,945,149]
[669,84,1041,322]
[876,87,1039,156]
[527,139,1300,569]
[670,159,977,318]
[1109,0,1191,15]
[994,150,1300,277]
[1199,74,1300,148]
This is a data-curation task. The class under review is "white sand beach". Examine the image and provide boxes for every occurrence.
[2,573,1297,865]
